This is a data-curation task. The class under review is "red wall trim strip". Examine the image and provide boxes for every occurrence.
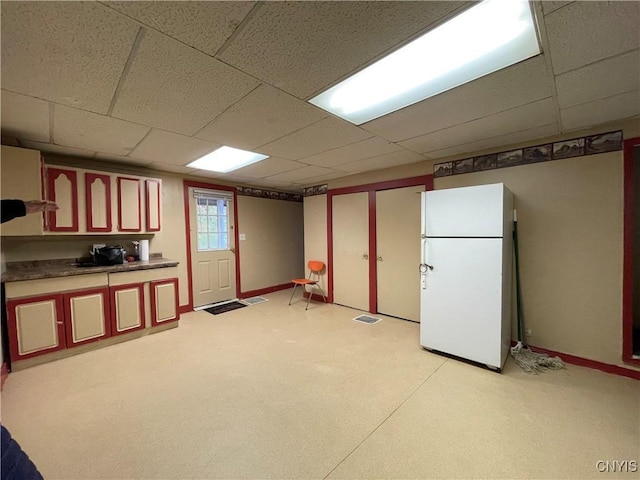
[1,363,9,390]
[513,342,640,380]
[622,137,640,365]
[326,174,434,311]
[240,282,291,299]
[182,180,240,311]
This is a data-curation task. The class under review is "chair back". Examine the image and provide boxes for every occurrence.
[308,260,324,274]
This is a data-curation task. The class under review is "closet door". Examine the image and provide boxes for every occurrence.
[332,192,369,311]
[376,186,424,322]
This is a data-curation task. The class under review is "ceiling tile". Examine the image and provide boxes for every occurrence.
[54,105,150,156]
[301,137,402,168]
[399,98,557,154]
[560,91,640,131]
[363,56,553,142]
[111,30,260,135]
[147,163,194,174]
[130,130,218,166]
[255,178,305,191]
[230,157,305,179]
[338,150,426,173]
[195,84,326,149]
[546,1,640,75]
[20,140,96,159]
[218,1,468,98]
[555,50,640,109]
[264,165,338,183]
[104,1,256,56]
[259,117,371,160]
[301,170,354,184]
[1,91,50,143]
[424,123,560,160]
[1,2,139,114]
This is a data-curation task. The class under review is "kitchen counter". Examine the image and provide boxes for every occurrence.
[1,255,178,282]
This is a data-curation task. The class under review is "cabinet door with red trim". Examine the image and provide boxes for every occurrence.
[63,287,111,346]
[150,278,179,326]
[46,167,79,232]
[145,179,162,232]
[117,176,142,232]
[110,283,145,335]
[6,294,66,361]
[85,172,112,232]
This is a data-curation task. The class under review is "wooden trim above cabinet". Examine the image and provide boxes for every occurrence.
[46,167,79,232]
[85,172,113,232]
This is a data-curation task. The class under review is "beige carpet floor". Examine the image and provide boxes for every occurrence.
[1,289,638,479]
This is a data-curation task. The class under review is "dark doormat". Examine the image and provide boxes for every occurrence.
[204,301,247,315]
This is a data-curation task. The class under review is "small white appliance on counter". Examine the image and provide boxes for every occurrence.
[420,183,514,370]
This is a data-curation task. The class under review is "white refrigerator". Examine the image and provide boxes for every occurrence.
[420,183,514,370]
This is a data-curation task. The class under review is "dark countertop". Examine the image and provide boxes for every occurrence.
[1,256,179,282]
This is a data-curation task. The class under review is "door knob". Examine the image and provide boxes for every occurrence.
[230,247,236,253]
[377,256,383,261]
[362,253,369,260]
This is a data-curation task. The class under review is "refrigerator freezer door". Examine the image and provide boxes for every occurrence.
[423,183,505,238]
[420,238,504,368]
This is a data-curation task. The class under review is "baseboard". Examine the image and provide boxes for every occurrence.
[179,305,192,315]
[511,342,640,380]
[302,291,329,303]
[240,283,291,299]
[1,362,8,390]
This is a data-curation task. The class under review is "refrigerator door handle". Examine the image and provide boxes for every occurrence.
[420,236,429,289]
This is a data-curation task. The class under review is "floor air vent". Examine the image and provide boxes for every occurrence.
[241,296,269,306]
[353,314,381,325]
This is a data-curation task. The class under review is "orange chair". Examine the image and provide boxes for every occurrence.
[289,260,326,310]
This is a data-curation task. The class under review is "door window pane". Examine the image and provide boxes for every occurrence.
[195,195,231,252]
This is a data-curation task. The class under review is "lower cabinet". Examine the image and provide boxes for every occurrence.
[6,293,66,361]
[150,278,179,326]
[5,270,180,365]
[110,283,145,335]
[63,287,111,346]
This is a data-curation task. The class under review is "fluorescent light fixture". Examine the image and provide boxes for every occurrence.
[187,146,269,173]
[309,0,541,125]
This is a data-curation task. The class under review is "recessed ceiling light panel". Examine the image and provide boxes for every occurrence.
[309,0,541,125]
[187,146,269,173]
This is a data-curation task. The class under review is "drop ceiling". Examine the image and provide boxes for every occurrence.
[1,1,639,193]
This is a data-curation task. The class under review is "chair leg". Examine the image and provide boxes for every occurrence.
[288,283,298,305]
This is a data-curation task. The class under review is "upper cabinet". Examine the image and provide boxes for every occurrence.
[85,172,112,233]
[40,163,162,235]
[116,176,142,232]
[0,146,45,236]
[47,167,79,232]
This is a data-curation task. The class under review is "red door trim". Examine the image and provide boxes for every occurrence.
[46,167,79,232]
[145,179,162,232]
[117,176,142,232]
[85,172,113,232]
[63,287,111,346]
[6,293,66,361]
[109,283,145,335]
[183,180,240,311]
[623,137,640,365]
[327,174,434,313]
[150,278,180,326]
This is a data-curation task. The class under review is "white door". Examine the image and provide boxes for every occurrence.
[420,238,504,368]
[189,188,236,307]
[376,186,424,322]
[332,192,369,311]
